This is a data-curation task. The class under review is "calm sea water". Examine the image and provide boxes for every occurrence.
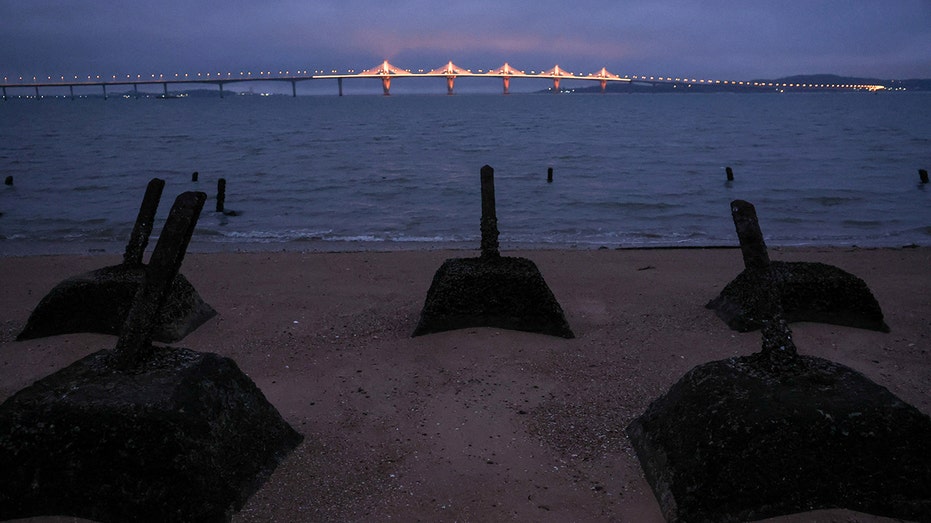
[1,92,929,255]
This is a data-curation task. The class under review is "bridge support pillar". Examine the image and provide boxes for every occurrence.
[69,85,74,100]
[502,76,510,95]
[600,79,607,93]
[103,84,108,100]
[552,78,560,93]
[446,76,455,95]
[218,82,224,98]
[381,76,391,96]
[133,84,139,99]
[291,80,296,98]
[338,77,343,96]
[2,86,7,101]
[162,82,168,97]
[34,86,39,99]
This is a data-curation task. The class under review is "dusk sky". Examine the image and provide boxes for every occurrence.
[2,0,929,82]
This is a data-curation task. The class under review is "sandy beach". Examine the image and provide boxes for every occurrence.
[1,246,929,522]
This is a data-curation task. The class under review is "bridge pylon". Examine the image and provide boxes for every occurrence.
[360,60,411,95]
[428,61,470,95]
[486,63,524,95]
[540,65,578,93]
[587,67,623,93]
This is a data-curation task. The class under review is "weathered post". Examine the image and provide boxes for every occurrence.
[191,171,199,182]
[726,166,734,181]
[413,164,574,338]
[730,199,770,271]
[4,176,12,186]
[123,178,165,266]
[920,169,929,184]
[547,167,554,183]
[480,165,499,259]
[112,192,206,369]
[216,178,226,213]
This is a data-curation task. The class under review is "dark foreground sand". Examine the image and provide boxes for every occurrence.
[2,247,929,522]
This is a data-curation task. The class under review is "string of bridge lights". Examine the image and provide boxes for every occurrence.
[1,64,887,91]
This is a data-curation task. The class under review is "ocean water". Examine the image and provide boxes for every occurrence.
[1,92,929,255]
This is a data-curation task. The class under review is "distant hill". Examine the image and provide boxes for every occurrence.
[570,74,931,94]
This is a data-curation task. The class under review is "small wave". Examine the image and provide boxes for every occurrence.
[803,196,862,207]
[214,229,334,242]
[841,219,884,228]
[73,185,111,192]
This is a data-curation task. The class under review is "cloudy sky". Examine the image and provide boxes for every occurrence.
[2,0,929,82]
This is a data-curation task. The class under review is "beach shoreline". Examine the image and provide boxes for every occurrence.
[2,246,928,522]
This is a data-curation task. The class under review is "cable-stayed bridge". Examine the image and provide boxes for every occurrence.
[1,60,887,100]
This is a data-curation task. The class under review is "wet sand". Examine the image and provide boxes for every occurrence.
[2,246,928,522]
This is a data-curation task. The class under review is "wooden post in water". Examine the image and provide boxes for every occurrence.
[216,178,226,213]
[726,166,734,181]
[730,199,770,271]
[112,191,206,370]
[547,167,554,183]
[920,169,929,184]
[123,178,165,266]
[191,171,199,182]
[4,176,13,186]
[480,165,500,259]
